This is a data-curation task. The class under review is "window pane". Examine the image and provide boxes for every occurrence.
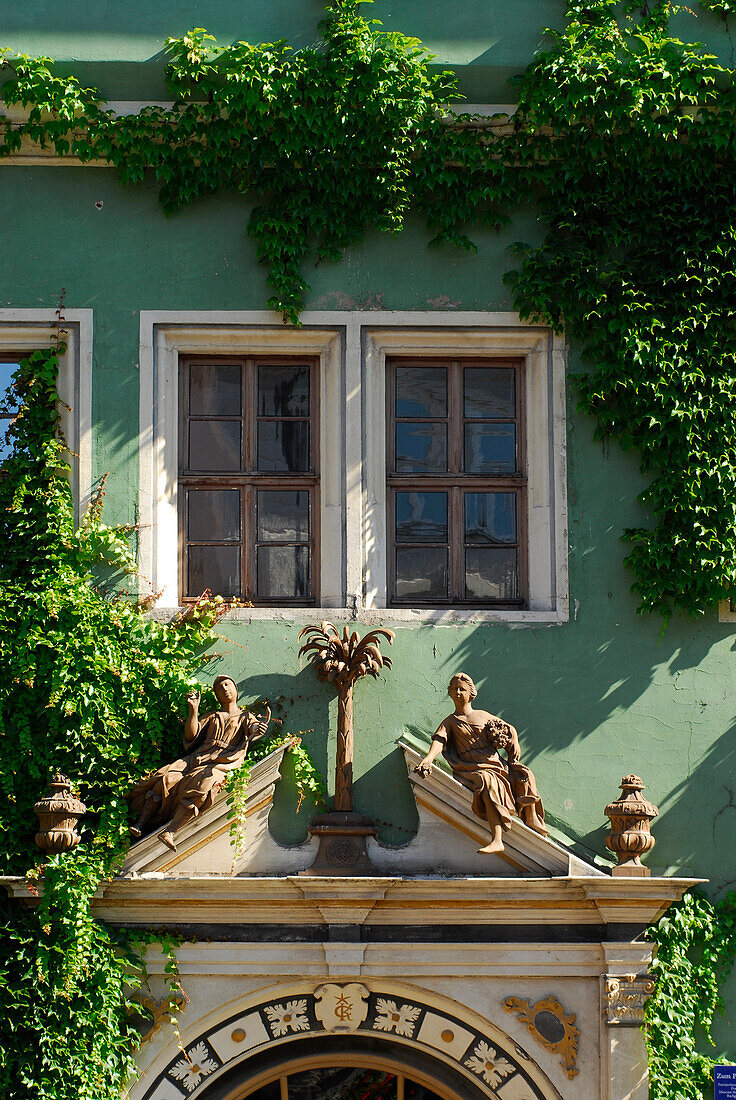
[396,491,447,542]
[405,1080,446,1100]
[188,419,241,471]
[258,364,310,417]
[395,547,448,600]
[257,544,309,598]
[464,366,515,418]
[187,545,240,598]
[189,363,241,416]
[187,489,240,542]
[0,362,20,412]
[464,422,516,474]
[465,547,518,600]
[395,422,447,473]
[257,490,309,542]
[257,420,310,472]
[465,492,516,544]
[0,418,13,462]
[396,365,447,417]
[285,1068,398,1100]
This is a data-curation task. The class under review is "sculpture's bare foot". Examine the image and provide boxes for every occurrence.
[159,830,177,851]
[477,839,505,854]
[129,825,142,838]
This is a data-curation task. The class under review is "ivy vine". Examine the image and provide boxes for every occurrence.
[225,733,326,860]
[0,339,322,1098]
[646,889,736,1097]
[3,0,736,613]
[2,0,736,1095]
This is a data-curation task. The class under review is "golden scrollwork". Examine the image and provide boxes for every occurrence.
[604,973,656,1025]
[132,990,189,1044]
[502,993,580,1079]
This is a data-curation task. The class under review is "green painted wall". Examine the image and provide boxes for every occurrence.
[3,163,735,881]
[2,0,736,1065]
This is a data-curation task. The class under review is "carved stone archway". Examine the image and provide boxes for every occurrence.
[140,984,563,1100]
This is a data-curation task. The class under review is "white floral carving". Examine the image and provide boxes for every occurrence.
[263,999,310,1037]
[464,1040,515,1088]
[169,1041,218,1091]
[372,998,421,1037]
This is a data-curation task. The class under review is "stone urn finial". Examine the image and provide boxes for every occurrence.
[605,774,658,877]
[34,774,86,854]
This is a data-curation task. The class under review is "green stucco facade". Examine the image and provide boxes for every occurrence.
[2,0,736,1067]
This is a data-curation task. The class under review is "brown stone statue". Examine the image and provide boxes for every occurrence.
[129,675,271,851]
[416,672,546,854]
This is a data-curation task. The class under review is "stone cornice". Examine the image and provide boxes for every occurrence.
[0,873,698,928]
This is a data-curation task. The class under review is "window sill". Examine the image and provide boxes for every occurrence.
[149,605,568,626]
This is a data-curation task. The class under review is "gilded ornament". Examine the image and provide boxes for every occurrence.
[503,994,580,1079]
[132,990,188,1044]
[604,973,656,1026]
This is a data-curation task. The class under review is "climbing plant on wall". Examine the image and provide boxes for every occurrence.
[3,0,736,616]
[2,0,736,1094]
[0,338,323,1098]
[646,889,736,1098]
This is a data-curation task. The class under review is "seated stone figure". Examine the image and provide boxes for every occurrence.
[415,671,546,854]
[129,675,270,850]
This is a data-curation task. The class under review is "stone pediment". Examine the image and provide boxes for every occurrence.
[387,743,605,878]
[121,741,317,877]
[119,739,604,880]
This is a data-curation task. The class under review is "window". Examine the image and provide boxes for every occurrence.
[142,313,567,620]
[179,356,319,604]
[386,357,525,607]
[0,358,21,465]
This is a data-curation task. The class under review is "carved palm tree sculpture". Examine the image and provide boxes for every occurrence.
[299,622,394,812]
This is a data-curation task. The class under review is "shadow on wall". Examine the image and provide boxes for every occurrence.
[653,720,736,889]
[236,667,332,846]
[444,617,734,879]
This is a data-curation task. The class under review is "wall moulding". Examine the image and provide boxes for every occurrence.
[138,310,568,624]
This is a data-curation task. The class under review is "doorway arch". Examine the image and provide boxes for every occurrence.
[188,1035,500,1100]
[139,983,563,1100]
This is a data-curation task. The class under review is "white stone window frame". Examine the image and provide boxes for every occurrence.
[0,309,93,518]
[139,312,568,624]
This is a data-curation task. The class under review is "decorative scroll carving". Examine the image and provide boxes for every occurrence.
[132,990,188,1044]
[604,973,656,1026]
[503,994,580,1079]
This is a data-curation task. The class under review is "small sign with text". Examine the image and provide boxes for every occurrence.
[715,1066,736,1099]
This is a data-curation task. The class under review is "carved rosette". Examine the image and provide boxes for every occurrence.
[34,774,86,853]
[605,774,658,876]
[604,973,656,1026]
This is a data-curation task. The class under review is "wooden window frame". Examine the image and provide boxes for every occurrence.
[178,354,320,605]
[386,356,527,608]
